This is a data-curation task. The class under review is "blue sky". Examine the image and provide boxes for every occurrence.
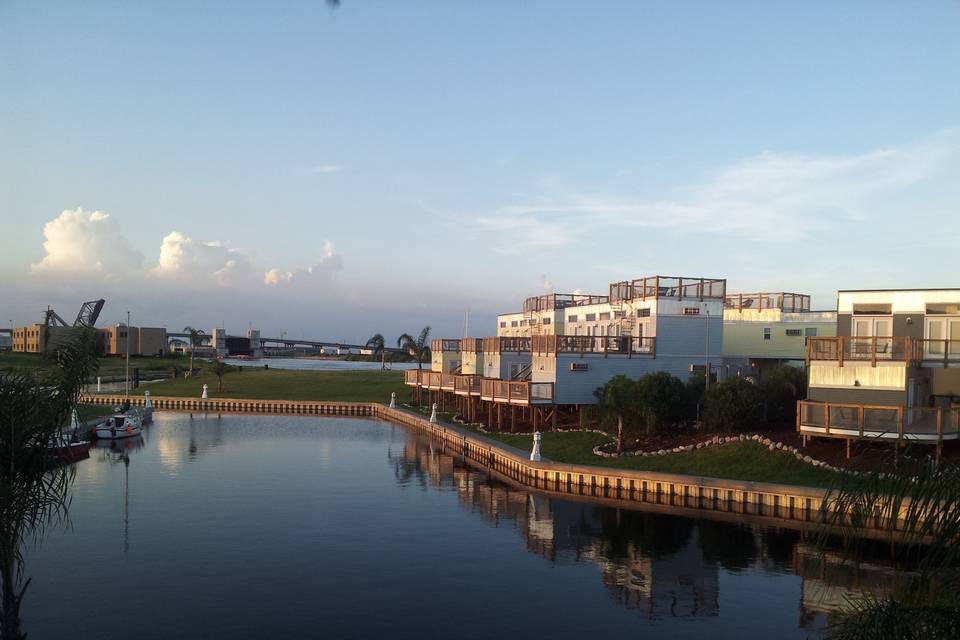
[1,1,958,340]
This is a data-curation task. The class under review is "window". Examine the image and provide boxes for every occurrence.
[499,321,506,328]
[763,327,771,340]
[510,320,518,327]
[585,313,596,322]
[682,307,700,315]
[785,329,802,337]
[519,320,527,326]
[542,317,551,325]
[805,327,818,337]
[599,312,610,321]
[613,311,624,319]
[568,315,578,323]
[637,308,651,318]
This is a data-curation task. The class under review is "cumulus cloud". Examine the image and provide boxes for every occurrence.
[263,240,343,286]
[474,128,959,253]
[152,232,251,286]
[30,208,143,275]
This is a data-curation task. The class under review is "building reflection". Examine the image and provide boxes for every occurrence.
[391,433,905,627]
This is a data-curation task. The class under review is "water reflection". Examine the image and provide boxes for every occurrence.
[393,432,906,630]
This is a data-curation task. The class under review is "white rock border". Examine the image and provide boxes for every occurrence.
[592,432,845,473]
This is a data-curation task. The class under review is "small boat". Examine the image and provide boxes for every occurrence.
[94,414,143,440]
[49,440,91,464]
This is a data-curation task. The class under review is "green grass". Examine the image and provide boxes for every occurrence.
[123,368,407,403]
[0,352,195,376]
[459,427,841,488]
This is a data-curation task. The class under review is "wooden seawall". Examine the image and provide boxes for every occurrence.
[83,394,835,526]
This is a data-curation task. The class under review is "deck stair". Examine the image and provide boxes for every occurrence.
[513,363,532,381]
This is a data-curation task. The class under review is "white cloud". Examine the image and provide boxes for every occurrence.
[30,208,144,275]
[474,128,959,252]
[309,164,343,174]
[539,274,554,291]
[152,232,250,286]
[263,240,344,287]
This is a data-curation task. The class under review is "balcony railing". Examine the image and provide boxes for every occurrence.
[798,400,960,442]
[808,337,960,367]
[454,374,482,395]
[482,336,531,354]
[531,335,656,356]
[431,339,461,352]
[522,293,609,313]
[724,292,810,313]
[608,275,726,303]
[480,379,554,404]
[403,369,423,386]
[918,339,960,367]
[461,337,483,353]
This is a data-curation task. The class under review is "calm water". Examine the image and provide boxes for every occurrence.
[223,357,420,371]
[22,414,885,639]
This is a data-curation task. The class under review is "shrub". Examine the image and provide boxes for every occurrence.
[703,377,763,432]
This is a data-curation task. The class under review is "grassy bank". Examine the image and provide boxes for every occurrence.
[0,352,197,377]
[458,427,841,488]
[124,368,407,403]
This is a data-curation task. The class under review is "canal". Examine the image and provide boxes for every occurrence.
[23,414,885,638]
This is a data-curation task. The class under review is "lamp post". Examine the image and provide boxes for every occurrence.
[125,310,131,398]
[704,309,710,390]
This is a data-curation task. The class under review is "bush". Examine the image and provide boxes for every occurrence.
[703,377,763,432]
[635,371,687,433]
[758,365,807,423]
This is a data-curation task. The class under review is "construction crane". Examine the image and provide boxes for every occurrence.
[43,299,106,328]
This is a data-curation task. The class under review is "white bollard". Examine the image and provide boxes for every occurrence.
[389,392,396,409]
[429,402,438,423]
[201,384,208,399]
[97,376,101,392]
[530,431,542,462]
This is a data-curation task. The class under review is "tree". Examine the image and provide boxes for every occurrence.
[397,328,431,406]
[0,329,99,639]
[758,365,807,423]
[702,377,763,432]
[635,372,687,434]
[183,326,205,377]
[365,334,386,371]
[817,455,960,639]
[208,360,235,393]
[594,375,639,453]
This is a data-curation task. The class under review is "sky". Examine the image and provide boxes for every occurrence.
[1,1,958,342]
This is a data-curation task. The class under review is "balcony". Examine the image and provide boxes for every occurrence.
[531,335,656,357]
[724,292,810,313]
[482,336,531,354]
[480,379,554,405]
[454,374,482,396]
[798,400,960,443]
[608,275,726,303]
[807,337,960,368]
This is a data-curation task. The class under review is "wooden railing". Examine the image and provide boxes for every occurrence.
[917,339,960,367]
[454,374,482,395]
[482,336,531,353]
[806,336,919,367]
[522,293,609,313]
[798,400,960,442]
[480,379,554,404]
[724,292,810,313]
[531,335,655,357]
[431,339,461,352]
[403,369,424,386]
[608,275,726,303]
[461,337,483,353]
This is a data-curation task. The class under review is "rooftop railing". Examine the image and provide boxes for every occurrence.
[431,339,462,352]
[522,293,609,313]
[531,335,656,357]
[461,337,483,353]
[482,336,531,354]
[724,292,810,313]
[608,276,726,303]
[807,337,960,367]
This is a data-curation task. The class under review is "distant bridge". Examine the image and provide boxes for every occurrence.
[166,332,404,354]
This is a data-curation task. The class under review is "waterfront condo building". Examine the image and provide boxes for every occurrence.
[721,292,837,379]
[407,275,726,430]
[797,288,960,455]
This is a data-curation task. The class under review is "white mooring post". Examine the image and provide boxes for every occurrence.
[429,402,438,423]
[389,392,396,409]
[97,376,101,392]
[201,384,208,399]
[530,431,542,462]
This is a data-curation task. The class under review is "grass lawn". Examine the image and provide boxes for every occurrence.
[459,427,841,489]
[123,368,408,403]
[0,352,196,376]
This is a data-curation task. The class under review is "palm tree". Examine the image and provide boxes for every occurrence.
[208,360,234,393]
[183,326,205,377]
[817,454,960,639]
[0,329,99,638]
[594,375,638,452]
[365,334,386,371]
[397,327,431,405]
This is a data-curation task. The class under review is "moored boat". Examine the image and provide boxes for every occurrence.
[94,414,143,440]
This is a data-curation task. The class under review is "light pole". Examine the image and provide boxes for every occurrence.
[704,309,710,390]
[125,310,131,398]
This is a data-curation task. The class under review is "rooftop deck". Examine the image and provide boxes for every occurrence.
[482,336,531,354]
[724,292,810,313]
[531,335,656,356]
[522,293,609,313]
[608,275,726,303]
[460,337,483,353]
[431,339,462,352]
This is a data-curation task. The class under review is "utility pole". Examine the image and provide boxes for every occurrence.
[705,309,710,390]
[125,310,131,398]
